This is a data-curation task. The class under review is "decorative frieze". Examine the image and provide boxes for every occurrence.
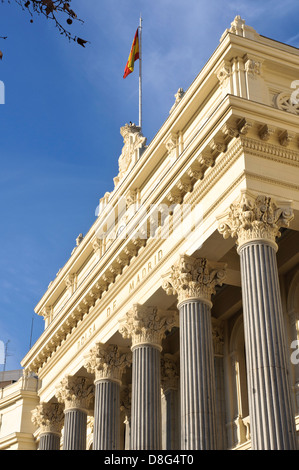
[119,305,178,350]
[84,343,131,383]
[217,190,294,250]
[162,255,226,306]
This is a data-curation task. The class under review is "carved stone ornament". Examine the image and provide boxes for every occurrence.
[169,87,185,114]
[244,58,262,77]
[84,343,131,383]
[55,375,94,412]
[212,318,224,356]
[161,353,179,391]
[32,402,64,435]
[119,305,178,350]
[114,123,147,186]
[162,255,226,306]
[217,191,294,250]
[275,92,299,115]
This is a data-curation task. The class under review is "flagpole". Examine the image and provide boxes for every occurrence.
[139,15,142,130]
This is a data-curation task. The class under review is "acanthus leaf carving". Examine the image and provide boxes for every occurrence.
[119,305,178,349]
[162,255,226,305]
[84,343,131,383]
[217,191,294,250]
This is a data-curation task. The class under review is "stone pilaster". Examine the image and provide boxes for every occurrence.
[162,255,226,450]
[218,191,297,450]
[32,402,64,450]
[161,353,180,450]
[84,343,131,450]
[120,386,132,450]
[55,375,94,450]
[212,319,227,450]
[119,305,177,450]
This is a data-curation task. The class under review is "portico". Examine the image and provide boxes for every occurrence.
[19,16,299,450]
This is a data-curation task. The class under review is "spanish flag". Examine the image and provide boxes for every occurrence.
[123,29,140,79]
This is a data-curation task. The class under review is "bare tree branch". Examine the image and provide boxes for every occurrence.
[1,0,88,53]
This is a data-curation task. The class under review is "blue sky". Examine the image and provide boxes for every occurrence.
[0,0,299,371]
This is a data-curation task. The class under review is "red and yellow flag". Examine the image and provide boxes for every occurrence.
[123,29,139,79]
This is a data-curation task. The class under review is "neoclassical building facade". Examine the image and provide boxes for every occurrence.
[1,16,299,450]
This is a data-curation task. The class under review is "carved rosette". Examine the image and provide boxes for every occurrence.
[55,375,94,412]
[162,255,226,306]
[84,343,131,384]
[119,305,178,350]
[32,402,64,435]
[217,191,294,251]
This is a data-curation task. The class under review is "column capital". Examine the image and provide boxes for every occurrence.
[84,343,131,384]
[217,190,294,251]
[55,375,94,412]
[162,255,226,306]
[119,304,178,350]
[32,402,64,436]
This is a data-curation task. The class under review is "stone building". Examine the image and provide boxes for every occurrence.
[1,16,299,450]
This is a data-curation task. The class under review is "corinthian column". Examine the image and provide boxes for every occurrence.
[119,305,177,450]
[32,403,64,450]
[55,375,94,450]
[218,190,297,450]
[162,255,226,450]
[84,343,131,450]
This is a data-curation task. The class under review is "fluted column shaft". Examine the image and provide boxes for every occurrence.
[63,408,88,450]
[239,240,296,449]
[39,432,61,450]
[84,343,131,450]
[93,379,120,450]
[131,344,161,449]
[55,375,94,451]
[217,191,297,450]
[179,299,217,449]
[162,255,226,450]
[119,305,177,450]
